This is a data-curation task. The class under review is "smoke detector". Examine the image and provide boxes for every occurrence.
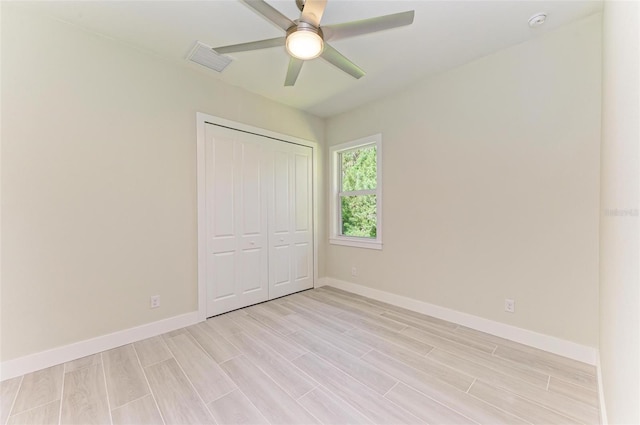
[528,13,547,28]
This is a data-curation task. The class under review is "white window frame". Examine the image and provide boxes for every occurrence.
[329,134,382,250]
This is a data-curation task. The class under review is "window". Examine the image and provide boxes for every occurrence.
[330,134,382,250]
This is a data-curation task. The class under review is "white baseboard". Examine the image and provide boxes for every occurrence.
[320,277,597,365]
[316,276,330,288]
[0,311,200,381]
[596,352,608,424]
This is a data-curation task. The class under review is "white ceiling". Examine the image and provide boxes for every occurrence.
[18,0,602,117]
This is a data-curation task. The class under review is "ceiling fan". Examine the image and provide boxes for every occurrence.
[213,0,415,86]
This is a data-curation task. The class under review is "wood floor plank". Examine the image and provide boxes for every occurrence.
[548,376,599,407]
[455,326,596,376]
[259,301,295,317]
[11,365,63,415]
[468,380,581,425]
[428,348,549,392]
[382,312,497,353]
[296,292,356,317]
[361,346,475,392]
[310,293,407,332]
[289,330,397,395]
[345,327,429,362]
[292,353,422,424]
[493,345,597,388]
[61,363,111,424]
[6,399,59,425]
[304,291,386,317]
[385,382,476,425]
[160,328,189,340]
[206,313,245,337]
[340,315,433,355]
[65,354,102,373]
[111,394,164,425]
[207,389,268,425]
[320,287,459,330]
[311,289,388,316]
[361,350,528,424]
[427,344,550,389]
[102,345,150,408]
[186,322,241,364]
[165,333,236,404]
[426,347,599,424]
[219,355,319,424]
[291,314,371,357]
[245,305,302,335]
[229,314,308,360]
[225,332,317,399]
[280,301,355,333]
[144,358,214,425]
[298,386,373,425]
[0,376,22,424]
[133,336,173,367]
[403,326,496,356]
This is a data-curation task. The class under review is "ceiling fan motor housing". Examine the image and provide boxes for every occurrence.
[287,21,323,38]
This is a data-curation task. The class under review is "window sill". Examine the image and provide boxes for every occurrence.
[329,238,382,250]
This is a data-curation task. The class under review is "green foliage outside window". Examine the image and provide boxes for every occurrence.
[340,146,377,238]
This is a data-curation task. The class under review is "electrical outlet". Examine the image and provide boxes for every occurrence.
[150,295,161,309]
[504,298,515,313]
[351,266,358,277]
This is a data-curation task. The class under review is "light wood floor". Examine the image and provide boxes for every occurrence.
[1,287,601,425]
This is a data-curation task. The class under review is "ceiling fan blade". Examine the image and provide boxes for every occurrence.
[322,10,415,41]
[213,37,285,54]
[321,44,365,79]
[285,57,304,86]
[240,0,295,31]
[300,0,327,27]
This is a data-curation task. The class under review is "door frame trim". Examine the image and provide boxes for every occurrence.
[196,112,319,321]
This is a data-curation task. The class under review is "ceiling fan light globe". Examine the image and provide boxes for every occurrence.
[286,29,323,60]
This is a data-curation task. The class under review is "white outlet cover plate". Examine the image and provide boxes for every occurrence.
[150,296,161,309]
[504,298,515,313]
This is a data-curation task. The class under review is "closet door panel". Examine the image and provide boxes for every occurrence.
[273,245,291,285]
[211,138,235,239]
[292,146,313,290]
[210,252,235,300]
[241,143,263,235]
[268,143,313,299]
[273,151,291,233]
[295,153,310,232]
[241,249,263,293]
[295,243,310,280]
[205,125,269,316]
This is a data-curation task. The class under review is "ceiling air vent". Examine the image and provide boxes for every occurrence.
[187,41,232,73]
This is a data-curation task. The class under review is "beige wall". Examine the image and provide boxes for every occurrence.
[325,15,602,347]
[599,1,640,423]
[0,5,325,361]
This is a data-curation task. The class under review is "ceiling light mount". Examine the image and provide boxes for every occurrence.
[528,13,547,28]
[286,22,324,60]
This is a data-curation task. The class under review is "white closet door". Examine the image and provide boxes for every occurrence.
[268,142,314,299]
[205,124,269,316]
